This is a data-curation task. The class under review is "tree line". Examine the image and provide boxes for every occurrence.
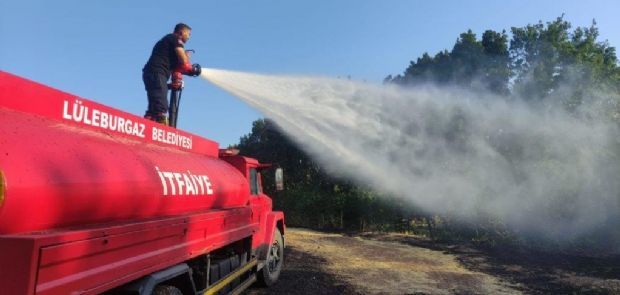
[235,16,620,251]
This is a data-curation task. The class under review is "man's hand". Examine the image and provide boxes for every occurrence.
[176,62,201,77]
[170,71,183,89]
[179,62,193,73]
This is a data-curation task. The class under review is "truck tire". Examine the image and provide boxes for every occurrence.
[258,228,284,286]
[153,285,183,295]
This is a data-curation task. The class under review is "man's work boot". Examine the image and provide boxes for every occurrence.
[144,113,169,126]
[156,115,169,126]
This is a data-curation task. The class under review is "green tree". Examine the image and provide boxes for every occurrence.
[510,16,619,107]
[392,29,510,95]
[451,30,485,85]
[481,30,510,95]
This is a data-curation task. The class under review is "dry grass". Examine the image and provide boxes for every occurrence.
[284,228,520,295]
[248,228,620,294]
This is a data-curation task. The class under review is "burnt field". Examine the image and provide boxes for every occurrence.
[247,228,620,295]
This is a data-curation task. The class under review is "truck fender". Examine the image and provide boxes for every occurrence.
[258,211,285,260]
[122,263,195,295]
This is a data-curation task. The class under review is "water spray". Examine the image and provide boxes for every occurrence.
[200,68,620,242]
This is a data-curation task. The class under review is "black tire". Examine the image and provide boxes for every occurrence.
[257,228,284,286]
[152,285,183,295]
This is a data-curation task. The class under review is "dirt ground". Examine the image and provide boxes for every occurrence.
[246,228,620,295]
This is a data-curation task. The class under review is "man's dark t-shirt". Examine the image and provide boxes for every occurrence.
[143,34,184,77]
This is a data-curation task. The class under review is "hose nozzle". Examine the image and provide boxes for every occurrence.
[190,63,201,77]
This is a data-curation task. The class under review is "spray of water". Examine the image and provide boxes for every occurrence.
[201,68,620,241]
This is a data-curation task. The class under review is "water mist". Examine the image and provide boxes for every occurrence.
[201,68,620,244]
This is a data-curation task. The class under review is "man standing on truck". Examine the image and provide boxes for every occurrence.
[142,23,194,125]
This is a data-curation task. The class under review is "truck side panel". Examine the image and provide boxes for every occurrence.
[0,208,257,295]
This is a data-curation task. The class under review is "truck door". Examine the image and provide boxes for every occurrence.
[248,166,272,248]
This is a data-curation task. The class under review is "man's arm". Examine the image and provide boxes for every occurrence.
[173,41,200,76]
[175,47,189,65]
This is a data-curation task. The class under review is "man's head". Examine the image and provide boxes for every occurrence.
[174,23,192,43]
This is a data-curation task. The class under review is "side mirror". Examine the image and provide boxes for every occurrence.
[275,168,284,191]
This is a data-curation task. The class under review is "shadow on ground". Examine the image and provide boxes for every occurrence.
[361,233,620,295]
[455,244,620,294]
[245,245,360,295]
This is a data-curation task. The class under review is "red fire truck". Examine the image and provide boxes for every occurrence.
[0,71,285,295]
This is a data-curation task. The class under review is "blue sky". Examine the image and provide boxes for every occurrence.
[1,0,619,146]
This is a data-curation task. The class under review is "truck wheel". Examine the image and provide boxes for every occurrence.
[258,228,284,286]
[153,285,183,295]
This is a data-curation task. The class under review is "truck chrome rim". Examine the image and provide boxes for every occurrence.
[268,239,281,273]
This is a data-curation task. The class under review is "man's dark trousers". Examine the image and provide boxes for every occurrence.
[143,70,169,118]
